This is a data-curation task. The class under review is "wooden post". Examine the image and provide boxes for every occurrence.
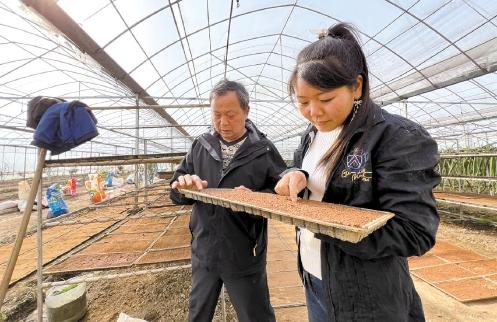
[0,148,47,308]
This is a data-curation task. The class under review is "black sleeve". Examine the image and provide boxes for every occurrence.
[260,142,289,193]
[169,141,197,205]
[317,126,441,260]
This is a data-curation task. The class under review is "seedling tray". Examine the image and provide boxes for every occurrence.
[179,188,394,243]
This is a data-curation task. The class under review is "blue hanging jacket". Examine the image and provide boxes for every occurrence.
[32,101,98,155]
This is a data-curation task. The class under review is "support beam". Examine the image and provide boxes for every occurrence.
[90,103,210,110]
[44,153,186,168]
[0,96,292,104]
[424,107,497,130]
[372,38,497,104]
[440,153,497,158]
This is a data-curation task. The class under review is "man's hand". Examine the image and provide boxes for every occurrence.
[274,171,307,202]
[171,174,208,190]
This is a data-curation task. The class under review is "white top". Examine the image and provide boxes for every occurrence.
[299,126,342,280]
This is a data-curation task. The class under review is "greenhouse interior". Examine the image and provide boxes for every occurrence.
[1,0,497,321]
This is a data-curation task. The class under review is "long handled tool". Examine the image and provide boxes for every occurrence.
[0,148,47,309]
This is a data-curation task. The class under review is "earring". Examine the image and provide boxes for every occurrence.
[350,99,362,122]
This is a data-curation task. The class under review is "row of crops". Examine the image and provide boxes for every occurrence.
[437,146,497,195]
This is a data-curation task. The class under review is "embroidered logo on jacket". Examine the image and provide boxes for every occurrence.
[342,149,372,182]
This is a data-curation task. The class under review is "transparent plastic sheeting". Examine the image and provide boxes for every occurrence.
[0,0,497,169]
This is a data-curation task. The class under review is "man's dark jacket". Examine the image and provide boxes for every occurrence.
[170,120,287,276]
[292,104,441,322]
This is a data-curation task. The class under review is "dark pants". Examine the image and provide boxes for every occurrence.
[302,270,329,322]
[189,264,276,322]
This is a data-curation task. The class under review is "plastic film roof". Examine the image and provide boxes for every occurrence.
[1,0,497,162]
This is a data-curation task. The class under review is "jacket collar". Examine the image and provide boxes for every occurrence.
[199,119,265,161]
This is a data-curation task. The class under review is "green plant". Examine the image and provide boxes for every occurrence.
[52,284,78,296]
[437,146,497,194]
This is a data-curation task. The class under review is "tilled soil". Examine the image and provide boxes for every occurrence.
[83,266,236,322]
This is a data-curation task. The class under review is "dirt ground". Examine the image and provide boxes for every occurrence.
[0,184,134,245]
[1,213,497,321]
[78,220,497,322]
[414,218,497,322]
[83,267,237,322]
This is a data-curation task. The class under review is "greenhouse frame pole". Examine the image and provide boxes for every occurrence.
[144,139,148,205]
[12,146,16,178]
[24,147,28,179]
[135,95,140,207]
[1,145,4,180]
[36,173,44,321]
[0,148,47,308]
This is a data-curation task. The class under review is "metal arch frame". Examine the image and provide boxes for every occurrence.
[21,0,191,139]
[248,1,298,98]
[151,49,296,100]
[122,4,304,76]
[0,11,141,120]
[2,1,497,148]
[145,34,300,92]
[365,11,485,126]
[149,39,298,99]
[371,38,497,103]
[0,8,183,151]
[385,0,486,73]
[223,0,235,79]
[164,73,301,138]
[365,1,455,86]
[135,40,299,104]
[433,128,497,141]
[0,125,146,155]
[107,1,414,102]
[424,108,497,130]
[107,0,200,131]
[175,60,290,100]
[170,68,306,138]
[9,3,497,107]
[370,5,497,102]
[141,45,400,131]
[100,0,182,50]
[296,4,468,103]
[167,0,206,124]
[94,110,183,142]
[0,4,134,98]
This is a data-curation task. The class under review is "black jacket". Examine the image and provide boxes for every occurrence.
[293,104,440,322]
[170,120,287,276]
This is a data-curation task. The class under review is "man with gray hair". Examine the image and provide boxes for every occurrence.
[170,79,286,322]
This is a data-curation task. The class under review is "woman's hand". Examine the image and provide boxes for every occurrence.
[171,174,208,190]
[275,171,307,202]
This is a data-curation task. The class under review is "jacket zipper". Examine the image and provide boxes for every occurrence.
[214,144,268,257]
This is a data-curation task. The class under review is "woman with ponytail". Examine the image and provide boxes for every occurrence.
[275,23,440,322]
